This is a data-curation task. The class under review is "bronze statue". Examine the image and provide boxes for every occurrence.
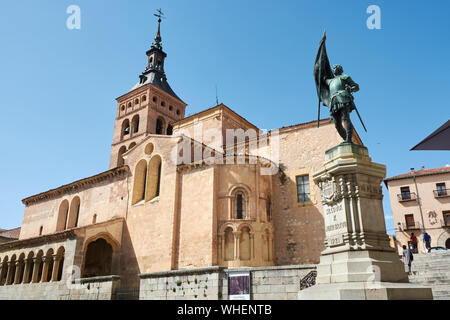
[314,32,366,143]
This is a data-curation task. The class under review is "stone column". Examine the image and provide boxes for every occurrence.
[249,234,254,260]
[298,143,433,300]
[51,256,62,282]
[233,231,241,261]
[13,261,22,284]
[31,258,40,283]
[40,256,50,283]
[5,262,14,285]
[22,259,32,284]
[0,264,4,285]
[219,233,225,261]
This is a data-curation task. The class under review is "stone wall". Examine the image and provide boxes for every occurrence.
[139,265,316,300]
[0,275,120,300]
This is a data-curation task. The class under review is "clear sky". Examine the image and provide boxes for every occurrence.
[0,1,448,234]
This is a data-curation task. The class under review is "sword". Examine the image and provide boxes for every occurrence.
[354,106,367,132]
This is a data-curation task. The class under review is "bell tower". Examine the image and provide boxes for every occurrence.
[109,9,187,169]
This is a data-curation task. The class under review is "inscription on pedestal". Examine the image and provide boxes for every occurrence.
[324,202,347,247]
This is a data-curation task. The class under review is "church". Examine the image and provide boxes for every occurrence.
[0,17,363,300]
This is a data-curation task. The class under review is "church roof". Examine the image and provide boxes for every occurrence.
[130,72,183,103]
[0,227,20,240]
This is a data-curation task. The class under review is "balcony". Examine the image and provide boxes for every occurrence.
[434,189,450,198]
[397,192,417,202]
[400,221,422,230]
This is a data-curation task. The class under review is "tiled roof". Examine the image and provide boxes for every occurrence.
[385,166,450,183]
[0,227,21,239]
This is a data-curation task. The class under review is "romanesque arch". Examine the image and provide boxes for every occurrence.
[156,117,165,135]
[82,238,114,278]
[145,155,162,201]
[117,146,127,166]
[67,196,80,229]
[230,186,250,220]
[131,115,140,134]
[239,226,251,261]
[0,256,8,285]
[132,159,147,204]
[121,119,130,140]
[56,199,69,232]
[224,227,235,261]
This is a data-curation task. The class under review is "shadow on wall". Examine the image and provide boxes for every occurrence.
[117,222,140,300]
[272,171,325,266]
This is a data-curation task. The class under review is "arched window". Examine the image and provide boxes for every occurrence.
[117,146,127,167]
[67,196,80,229]
[231,188,249,220]
[56,200,69,232]
[266,197,272,222]
[142,95,147,102]
[34,251,44,283]
[167,124,173,135]
[121,119,130,140]
[156,118,164,135]
[131,115,139,134]
[17,253,26,284]
[24,252,34,284]
[135,98,139,105]
[44,249,54,282]
[6,255,16,285]
[39,226,43,236]
[146,155,162,201]
[0,256,8,285]
[132,160,148,204]
[83,238,113,278]
[55,247,65,281]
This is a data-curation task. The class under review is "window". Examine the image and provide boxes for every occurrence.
[132,115,139,134]
[437,183,447,197]
[443,211,450,227]
[156,118,164,135]
[135,99,139,105]
[39,226,43,236]
[237,194,244,219]
[142,95,147,102]
[153,96,157,103]
[232,189,248,219]
[400,186,411,200]
[176,109,180,115]
[56,200,69,232]
[117,146,127,166]
[161,101,165,107]
[405,214,415,228]
[167,124,173,135]
[169,105,173,111]
[121,119,130,140]
[92,214,97,224]
[296,175,310,203]
[266,197,272,221]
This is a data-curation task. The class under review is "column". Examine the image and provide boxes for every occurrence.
[249,234,254,260]
[51,256,62,282]
[5,262,14,285]
[41,256,50,282]
[219,233,225,261]
[31,258,40,283]
[22,259,32,284]
[0,264,4,285]
[13,261,22,284]
[233,231,241,261]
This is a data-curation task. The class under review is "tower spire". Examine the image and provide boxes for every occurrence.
[152,8,164,49]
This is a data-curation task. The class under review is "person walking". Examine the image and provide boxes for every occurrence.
[424,232,432,253]
[410,233,418,253]
[402,245,414,275]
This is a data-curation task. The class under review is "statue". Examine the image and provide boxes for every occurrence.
[314,32,366,143]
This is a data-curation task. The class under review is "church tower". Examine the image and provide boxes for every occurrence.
[109,11,187,169]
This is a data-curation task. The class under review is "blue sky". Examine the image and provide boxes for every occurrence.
[0,1,449,234]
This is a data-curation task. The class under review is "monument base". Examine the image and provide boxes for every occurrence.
[298,282,433,300]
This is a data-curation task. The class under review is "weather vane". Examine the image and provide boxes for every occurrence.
[154,8,165,22]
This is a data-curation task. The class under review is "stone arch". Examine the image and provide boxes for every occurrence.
[67,196,81,229]
[437,230,450,248]
[230,186,250,220]
[239,226,251,261]
[82,237,115,278]
[117,145,127,166]
[7,254,17,285]
[129,142,137,150]
[121,119,130,140]
[16,253,26,284]
[43,249,54,282]
[145,155,162,201]
[131,115,140,134]
[54,246,65,281]
[224,227,235,261]
[0,256,8,285]
[132,159,147,204]
[23,251,34,284]
[34,250,44,283]
[156,117,165,135]
[56,199,69,232]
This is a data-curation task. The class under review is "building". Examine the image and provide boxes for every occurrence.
[0,18,363,300]
[0,228,20,244]
[385,166,450,254]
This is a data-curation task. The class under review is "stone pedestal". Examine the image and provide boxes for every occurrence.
[298,143,433,300]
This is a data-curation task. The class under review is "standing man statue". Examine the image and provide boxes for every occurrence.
[314,32,366,143]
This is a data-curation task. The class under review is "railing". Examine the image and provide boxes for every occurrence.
[401,221,422,230]
[434,189,450,198]
[397,192,417,202]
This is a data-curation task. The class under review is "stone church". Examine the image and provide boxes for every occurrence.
[0,19,363,299]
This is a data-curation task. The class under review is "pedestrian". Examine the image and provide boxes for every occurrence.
[424,232,432,253]
[402,245,414,275]
[410,233,418,253]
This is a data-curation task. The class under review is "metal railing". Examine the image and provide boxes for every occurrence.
[401,221,422,230]
[434,189,450,198]
[397,192,417,202]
